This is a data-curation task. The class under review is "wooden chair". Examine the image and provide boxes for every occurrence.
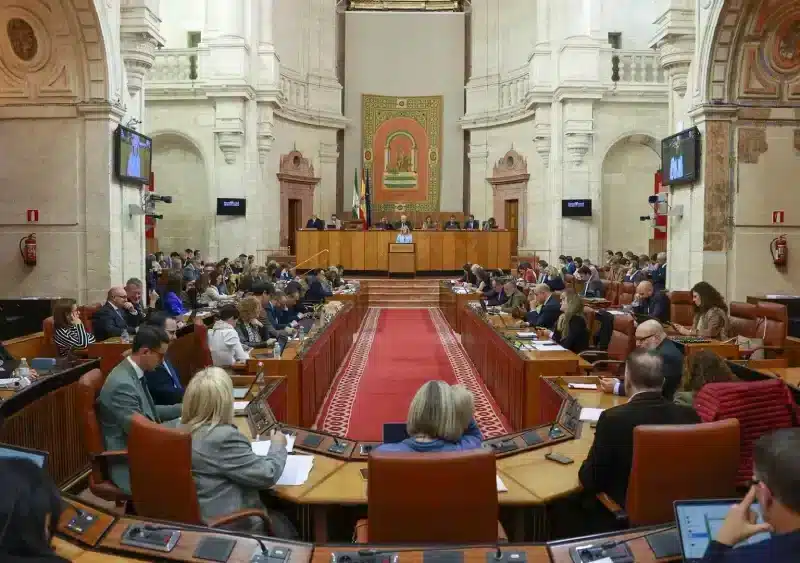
[354,449,506,543]
[600,419,740,527]
[127,414,275,531]
[667,291,694,327]
[76,368,130,506]
[42,316,57,357]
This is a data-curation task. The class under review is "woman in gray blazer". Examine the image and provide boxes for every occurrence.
[181,367,296,537]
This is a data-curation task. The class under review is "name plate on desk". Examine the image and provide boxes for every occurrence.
[389,243,415,253]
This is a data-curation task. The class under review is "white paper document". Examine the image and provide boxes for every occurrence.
[516,332,537,338]
[233,401,250,413]
[496,475,508,492]
[233,388,249,399]
[276,454,314,486]
[0,378,17,385]
[569,383,598,390]
[251,434,296,455]
[579,407,605,422]
[532,343,567,352]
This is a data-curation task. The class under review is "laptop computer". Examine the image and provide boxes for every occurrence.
[0,442,48,469]
[674,499,771,562]
[382,422,409,444]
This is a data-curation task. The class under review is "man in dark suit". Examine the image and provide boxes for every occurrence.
[526,284,561,330]
[579,349,700,508]
[124,278,157,329]
[143,313,184,405]
[464,214,480,230]
[251,283,293,343]
[651,251,667,292]
[395,214,413,231]
[305,214,325,230]
[599,320,684,399]
[701,429,800,563]
[632,281,670,323]
[443,215,460,230]
[92,287,135,341]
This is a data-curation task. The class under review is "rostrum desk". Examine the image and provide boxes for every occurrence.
[296,229,513,272]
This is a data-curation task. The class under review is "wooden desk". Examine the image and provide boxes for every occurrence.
[548,525,679,562]
[312,546,551,563]
[296,230,513,272]
[460,306,591,430]
[439,283,482,333]
[388,242,416,274]
[756,367,800,387]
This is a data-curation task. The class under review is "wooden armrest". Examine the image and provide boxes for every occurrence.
[208,509,272,531]
[92,450,127,460]
[590,359,625,369]
[596,493,628,522]
[579,350,609,361]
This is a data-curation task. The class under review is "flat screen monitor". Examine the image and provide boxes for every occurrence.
[216,198,247,216]
[0,443,48,469]
[114,125,152,184]
[561,199,592,217]
[661,127,701,186]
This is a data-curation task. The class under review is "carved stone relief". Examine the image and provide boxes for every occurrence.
[703,120,731,252]
[737,127,769,164]
[278,151,320,248]
[487,149,529,245]
[7,18,37,61]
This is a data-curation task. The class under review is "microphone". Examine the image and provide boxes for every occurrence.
[492,542,527,563]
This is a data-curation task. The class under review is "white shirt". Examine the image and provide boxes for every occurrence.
[127,356,145,380]
[207,320,250,366]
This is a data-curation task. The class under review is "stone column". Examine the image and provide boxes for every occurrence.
[258,105,280,249]
[522,108,552,257]
[201,0,248,83]
[257,0,279,88]
[318,140,340,220]
[204,0,245,43]
[467,138,490,221]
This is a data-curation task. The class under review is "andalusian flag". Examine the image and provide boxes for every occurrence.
[351,168,360,219]
[359,168,367,222]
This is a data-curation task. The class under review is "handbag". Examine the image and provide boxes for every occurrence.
[736,317,768,360]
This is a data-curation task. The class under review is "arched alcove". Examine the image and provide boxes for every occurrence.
[150,132,210,256]
[600,134,661,255]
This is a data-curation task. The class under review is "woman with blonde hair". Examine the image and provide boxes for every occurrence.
[549,289,589,353]
[544,265,566,291]
[451,384,479,436]
[375,380,482,453]
[182,367,296,537]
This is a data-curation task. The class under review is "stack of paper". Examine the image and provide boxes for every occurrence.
[276,455,314,486]
[251,434,296,455]
[579,407,605,422]
[568,383,598,390]
[516,332,537,339]
[531,343,567,352]
[496,475,508,492]
[233,401,250,414]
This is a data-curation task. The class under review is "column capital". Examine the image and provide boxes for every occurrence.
[649,3,695,94]
[120,0,164,96]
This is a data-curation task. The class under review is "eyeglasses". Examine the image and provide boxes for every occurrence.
[635,334,655,343]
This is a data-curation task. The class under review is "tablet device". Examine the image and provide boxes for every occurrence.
[0,443,48,469]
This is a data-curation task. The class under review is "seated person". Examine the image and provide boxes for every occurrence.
[97,327,181,493]
[52,298,95,356]
[623,260,646,284]
[579,349,700,508]
[0,458,69,563]
[599,320,684,399]
[92,286,135,341]
[375,216,394,230]
[196,272,225,307]
[208,305,250,367]
[161,272,187,317]
[421,216,436,230]
[464,214,480,230]
[452,384,483,441]
[500,280,526,315]
[284,289,309,322]
[443,215,460,230]
[329,214,342,229]
[482,217,497,230]
[395,214,413,231]
[550,290,590,353]
[675,281,731,340]
[631,280,670,323]
[474,266,490,292]
[235,296,271,348]
[483,278,507,306]
[543,266,566,291]
[395,225,413,244]
[674,350,738,407]
[266,290,298,333]
[182,367,296,537]
[459,263,477,285]
[517,263,536,284]
[305,270,333,303]
[576,265,604,298]
[143,313,185,405]
[305,214,324,230]
[701,429,800,562]
[375,380,482,453]
[525,284,561,330]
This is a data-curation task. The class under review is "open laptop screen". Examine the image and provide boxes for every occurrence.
[675,499,771,561]
[0,443,48,469]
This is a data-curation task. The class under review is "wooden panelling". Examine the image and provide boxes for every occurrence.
[3,331,46,359]
[296,231,513,271]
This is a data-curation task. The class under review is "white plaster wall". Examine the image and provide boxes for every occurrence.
[598,0,661,49]
[158,0,205,48]
[343,12,466,212]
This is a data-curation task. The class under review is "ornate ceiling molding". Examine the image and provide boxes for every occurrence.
[348,0,461,11]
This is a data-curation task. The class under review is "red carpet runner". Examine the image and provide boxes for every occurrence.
[315,308,510,441]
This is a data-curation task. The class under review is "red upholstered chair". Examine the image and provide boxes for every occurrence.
[127,414,275,531]
[81,303,103,334]
[42,316,57,357]
[694,379,796,486]
[582,313,636,377]
[76,368,130,506]
[729,302,760,339]
[617,283,635,306]
[754,302,788,356]
[668,291,694,327]
[193,322,214,369]
[354,449,506,544]
[600,419,740,527]
[603,281,620,306]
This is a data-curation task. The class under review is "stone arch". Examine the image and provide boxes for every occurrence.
[701,0,800,104]
[150,131,211,256]
[600,133,662,255]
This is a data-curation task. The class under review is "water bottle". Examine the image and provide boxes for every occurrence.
[121,329,131,343]
[299,326,306,340]
[16,358,31,387]
[273,342,282,359]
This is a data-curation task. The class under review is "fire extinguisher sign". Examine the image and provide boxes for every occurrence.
[772,210,785,224]
[26,209,39,223]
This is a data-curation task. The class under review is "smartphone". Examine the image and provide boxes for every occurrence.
[545,452,574,465]
[359,444,373,455]
[359,468,368,481]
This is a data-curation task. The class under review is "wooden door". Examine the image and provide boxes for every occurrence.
[504,199,519,258]
[288,199,302,254]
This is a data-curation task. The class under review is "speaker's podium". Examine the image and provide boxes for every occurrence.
[388,243,415,276]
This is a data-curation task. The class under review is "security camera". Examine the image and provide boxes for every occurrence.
[647,195,659,205]
[149,194,173,204]
[639,215,652,222]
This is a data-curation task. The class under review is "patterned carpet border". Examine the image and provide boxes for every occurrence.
[428,308,511,438]
[314,308,382,436]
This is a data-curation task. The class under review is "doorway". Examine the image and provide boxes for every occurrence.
[288,199,302,254]
[504,199,519,257]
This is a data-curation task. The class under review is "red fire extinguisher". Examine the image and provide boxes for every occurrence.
[770,235,788,267]
[19,234,36,266]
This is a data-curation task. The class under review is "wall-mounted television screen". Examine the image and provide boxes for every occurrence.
[661,127,700,186]
[562,199,592,217]
[114,125,152,184]
[216,198,247,216]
